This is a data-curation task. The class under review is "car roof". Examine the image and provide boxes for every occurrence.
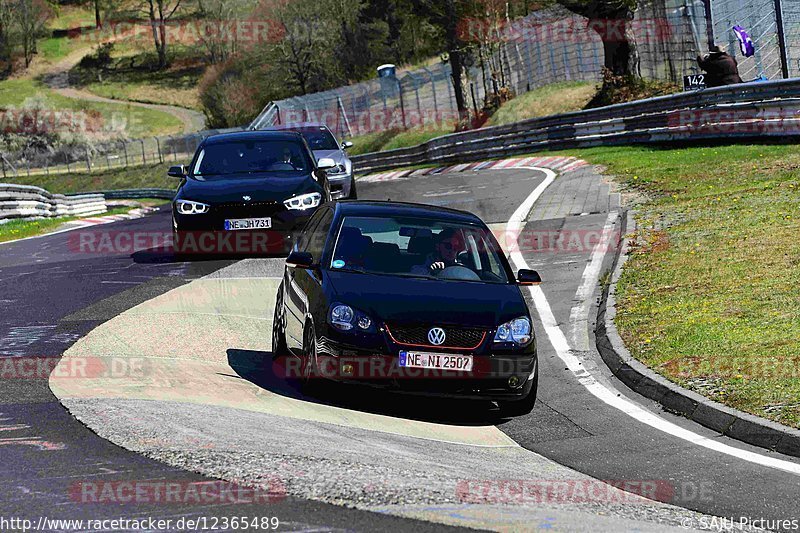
[333,200,484,225]
[261,123,329,132]
[202,130,305,145]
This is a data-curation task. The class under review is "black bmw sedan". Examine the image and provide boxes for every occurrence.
[170,131,334,256]
[271,201,542,416]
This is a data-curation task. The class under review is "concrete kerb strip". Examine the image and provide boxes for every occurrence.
[596,210,800,458]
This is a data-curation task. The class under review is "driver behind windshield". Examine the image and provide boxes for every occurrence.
[411,228,466,275]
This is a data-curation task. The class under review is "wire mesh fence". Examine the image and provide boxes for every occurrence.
[4,0,800,179]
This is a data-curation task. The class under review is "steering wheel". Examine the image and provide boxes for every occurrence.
[437,265,481,281]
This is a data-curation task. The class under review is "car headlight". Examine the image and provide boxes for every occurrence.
[329,304,374,332]
[493,317,532,346]
[175,200,210,215]
[284,192,322,210]
[327,164,348,176]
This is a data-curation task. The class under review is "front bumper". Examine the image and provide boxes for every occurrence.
[172,204,314,255]
[310,332,537,401]
[328,174,352,200]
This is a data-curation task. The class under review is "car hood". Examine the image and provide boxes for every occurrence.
[325,270,528,328]
[312,149,347,165]
[178,174,318,204]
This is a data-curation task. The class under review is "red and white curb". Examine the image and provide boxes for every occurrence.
[359,156,589,183]
[0,207,158,246]
[78,208,155,226]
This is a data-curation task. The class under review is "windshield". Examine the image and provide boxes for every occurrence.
[299,127,339,151]
[193,140,314,176]
[330,216,510,283]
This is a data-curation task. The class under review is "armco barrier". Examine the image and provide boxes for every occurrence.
[0,184,106,222]
[67,189,176,201]
[348,78,800,174]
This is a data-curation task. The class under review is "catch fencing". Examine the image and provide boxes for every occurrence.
[349,78,800,175]
[0,184,106,222]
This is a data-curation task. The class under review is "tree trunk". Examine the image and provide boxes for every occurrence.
[594,18,639,76]
[95,0,101,28]
[445,0,467,116]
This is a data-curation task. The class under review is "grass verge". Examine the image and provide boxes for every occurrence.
[555,143,800,428]
[487,81,595,126]
[1,162,176,194]
[0,201,164,243]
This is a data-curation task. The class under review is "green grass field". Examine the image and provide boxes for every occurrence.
[0,79,184,138]
[555,143,800,428]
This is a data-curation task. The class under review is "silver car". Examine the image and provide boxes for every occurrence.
[264,123,356,200]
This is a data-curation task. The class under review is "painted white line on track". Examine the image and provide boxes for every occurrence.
[569,211,618,353]
[508,166,800,477]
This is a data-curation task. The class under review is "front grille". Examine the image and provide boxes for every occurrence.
[387,324,486,349]
[213,201,281,218]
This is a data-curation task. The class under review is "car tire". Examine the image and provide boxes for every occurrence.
[271,282,290,359]
[301,323,320,393]
[497,364,538,418]
[173,229,188,261]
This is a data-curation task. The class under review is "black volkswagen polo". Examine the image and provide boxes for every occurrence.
[271,201,542,416]
[171,130,334,255]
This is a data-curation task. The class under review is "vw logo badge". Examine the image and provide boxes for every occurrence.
[242,195,252,201]
[428,327,446,346]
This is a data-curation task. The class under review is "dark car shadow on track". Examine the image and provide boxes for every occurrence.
[131,248,288,264]
[226,348,505,427]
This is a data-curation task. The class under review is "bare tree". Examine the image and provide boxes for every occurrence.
[18,0,51,68]
[142,0,182,69]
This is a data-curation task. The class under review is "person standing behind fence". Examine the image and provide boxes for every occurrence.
[697,45,743,87]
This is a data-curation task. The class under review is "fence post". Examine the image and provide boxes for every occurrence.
[155,137,163,163]
[106,152,111,170]
[122,142,129,167]
[397,78,407,129]
[184,136,191,158]
[65,153,71,173]
[169,136,177,161]
[337,96,352,137]
[26,161,30,177]
[45,161,49,176]
[2,158,5,178]
[140,139,146,164]
[424,67,439,117]
[85,146,92,173]
[774,0,790,78]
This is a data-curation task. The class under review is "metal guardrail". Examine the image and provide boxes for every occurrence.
[345,78,800,174]
[67,189,176,200]
[0,184,106,221]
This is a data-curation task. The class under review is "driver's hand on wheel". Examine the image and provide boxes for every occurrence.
[430,261,445,272]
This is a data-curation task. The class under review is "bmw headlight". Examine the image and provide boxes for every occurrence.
[284,192,321,210]
[493,317,532,346]
[175,200,210,215]
[329,304,374,332]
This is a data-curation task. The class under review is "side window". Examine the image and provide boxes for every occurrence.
[307,210,334,260]
[297,209,327,252]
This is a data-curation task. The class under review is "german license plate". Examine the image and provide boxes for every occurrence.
[399,351,473,371]
[224,217,271,230]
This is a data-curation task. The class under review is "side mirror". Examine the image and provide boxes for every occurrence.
[317,157,336,170]
[168,165,186,178]
[342,141,353,150]
[517,269,542,285]
[286,251,315,269]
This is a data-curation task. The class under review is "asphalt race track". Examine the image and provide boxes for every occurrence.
[2,162,800,532]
